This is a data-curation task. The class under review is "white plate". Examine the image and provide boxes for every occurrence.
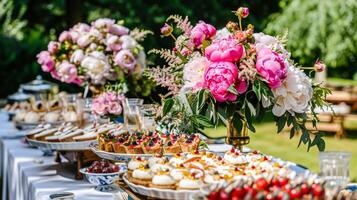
[27,139,96,150]
[89,142,174,162]
[122,174,200,200]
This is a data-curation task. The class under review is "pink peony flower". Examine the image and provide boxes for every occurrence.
[190,21,216,47]
[47,41,59,54]
[104,91,118,102]
[57,62,78,83]
[109,24,129,36]
[93,18,115,31]
[238,7,249,18]
[106,35,122,51]
[107,101,122,115]
[205,37,245,62]
[59,31,72,42]
[77,34,91,48]
[204,62,246,102]
[92,99,107,116]
[50,70,60,80]
[114,50,137,71]
[37,51,55,72]
[256,48,288,89]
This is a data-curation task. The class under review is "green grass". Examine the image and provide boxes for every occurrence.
[327,77,357,86]
[204,122,357,182]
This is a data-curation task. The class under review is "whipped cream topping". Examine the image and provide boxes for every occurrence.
[152,174,176,185]
[132,169,152,180]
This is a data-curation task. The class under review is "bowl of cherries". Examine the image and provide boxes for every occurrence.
[80,160,127,186]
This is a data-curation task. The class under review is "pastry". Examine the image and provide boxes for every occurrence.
[130,164,152,186]
[32,101,46,112]
[33,128,58,141]
[44,112,60,123]
[142,137,162,154]
[223,148,248,166]
[150,169,176,190]
[58,129,84,142]
[127,157,147,176]
[62,110,77,122]
[24,111,41,123]
[177,169,204,190]
[180,134,200,152]
[14,111,27,122]
[163,139,182,154]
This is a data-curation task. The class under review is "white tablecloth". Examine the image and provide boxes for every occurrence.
[0,113,113,200]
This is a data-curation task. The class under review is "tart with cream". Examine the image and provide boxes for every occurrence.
[180,134,200,152]
[177,169,204,190]
[224,148,248,166]
[130,164,152,186]
[150,169,176,190]
[163,139,182,154]
[142,137,162,154]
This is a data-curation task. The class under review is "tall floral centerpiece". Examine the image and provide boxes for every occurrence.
[146,8,330,150]
[37,18,152,96]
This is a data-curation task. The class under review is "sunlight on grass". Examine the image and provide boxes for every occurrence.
[204,122,357,181]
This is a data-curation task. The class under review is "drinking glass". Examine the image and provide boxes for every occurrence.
[319,151,352,192]
[123,98,144,131]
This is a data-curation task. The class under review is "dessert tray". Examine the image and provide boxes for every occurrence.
[15,120,65,130]
[90,142,174,162]
[123,174,200,200]
[27,139,96,150]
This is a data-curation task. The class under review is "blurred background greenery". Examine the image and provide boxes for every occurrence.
[2,0,356,98]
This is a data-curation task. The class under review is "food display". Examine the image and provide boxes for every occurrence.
[124,148,298,191]
[3,101,31,114]
[25,122,123,150]
[97,131,201,155]
[13,99,79,124]
[26,122,120,142]
[206,176,326,200]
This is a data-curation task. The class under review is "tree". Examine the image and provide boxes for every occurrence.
[265,0,357,76]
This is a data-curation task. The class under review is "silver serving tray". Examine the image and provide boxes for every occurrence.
[27,139,97,151]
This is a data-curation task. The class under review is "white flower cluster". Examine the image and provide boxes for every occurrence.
[272,66,313,117]
[253,32,290,58]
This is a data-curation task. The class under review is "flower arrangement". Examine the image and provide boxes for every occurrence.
[37,18,152,88]
[146,8,330,150]
[91,88,125,119]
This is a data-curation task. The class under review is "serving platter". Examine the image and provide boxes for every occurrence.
[122,174,200,200]
[26,139,96,150]
[89,142,174,162]
[14,120,66,130]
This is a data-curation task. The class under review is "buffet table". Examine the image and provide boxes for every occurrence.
[0,113,113,200]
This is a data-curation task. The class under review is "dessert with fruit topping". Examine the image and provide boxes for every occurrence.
[180,134,201,152]
[86,160,119,174]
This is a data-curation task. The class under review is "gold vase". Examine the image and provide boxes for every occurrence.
[225,117,250,151]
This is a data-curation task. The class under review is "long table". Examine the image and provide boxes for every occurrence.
[0,113,113,200]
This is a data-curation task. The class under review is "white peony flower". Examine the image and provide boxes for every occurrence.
[182,56,209,91]
[81,51,111,84]
[70,49,84,64]
[253,32,290,58]
[214,28,232,41]
[272,66,313,117]
[119,35,137,49]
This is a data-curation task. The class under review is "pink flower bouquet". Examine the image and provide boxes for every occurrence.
[37,19,152,87]
[147,9,330,150]
[92,91,125,118]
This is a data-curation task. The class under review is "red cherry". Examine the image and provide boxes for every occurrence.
[271,178,280,186]
[263,156,269,161]
[312,184,324,198]
[278,177,289,187]
[219,189,230,200]
[283,184,292,193]
[255,178,269,191]
[230,147,235,153]
[266,193,274,200]
[207,191,219,200]
[300,183,310,195]
[217,156,222,161]
[289,188,301,199]
[231,187,246,200]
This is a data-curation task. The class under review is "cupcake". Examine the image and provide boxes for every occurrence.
[130,164,152,186]
[150,168,176,190]
[177,169,204,190]
[223,148,248,166]
[180,134,200,152]
[127,157,147,176]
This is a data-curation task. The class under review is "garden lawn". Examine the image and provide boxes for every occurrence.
[204,122,357,182]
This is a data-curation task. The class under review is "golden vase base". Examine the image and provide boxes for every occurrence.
[226,118,250,151]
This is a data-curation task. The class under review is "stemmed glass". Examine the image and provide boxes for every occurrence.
[123,98,144,132]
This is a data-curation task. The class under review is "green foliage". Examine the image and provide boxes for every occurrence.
[265,0,357,69]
